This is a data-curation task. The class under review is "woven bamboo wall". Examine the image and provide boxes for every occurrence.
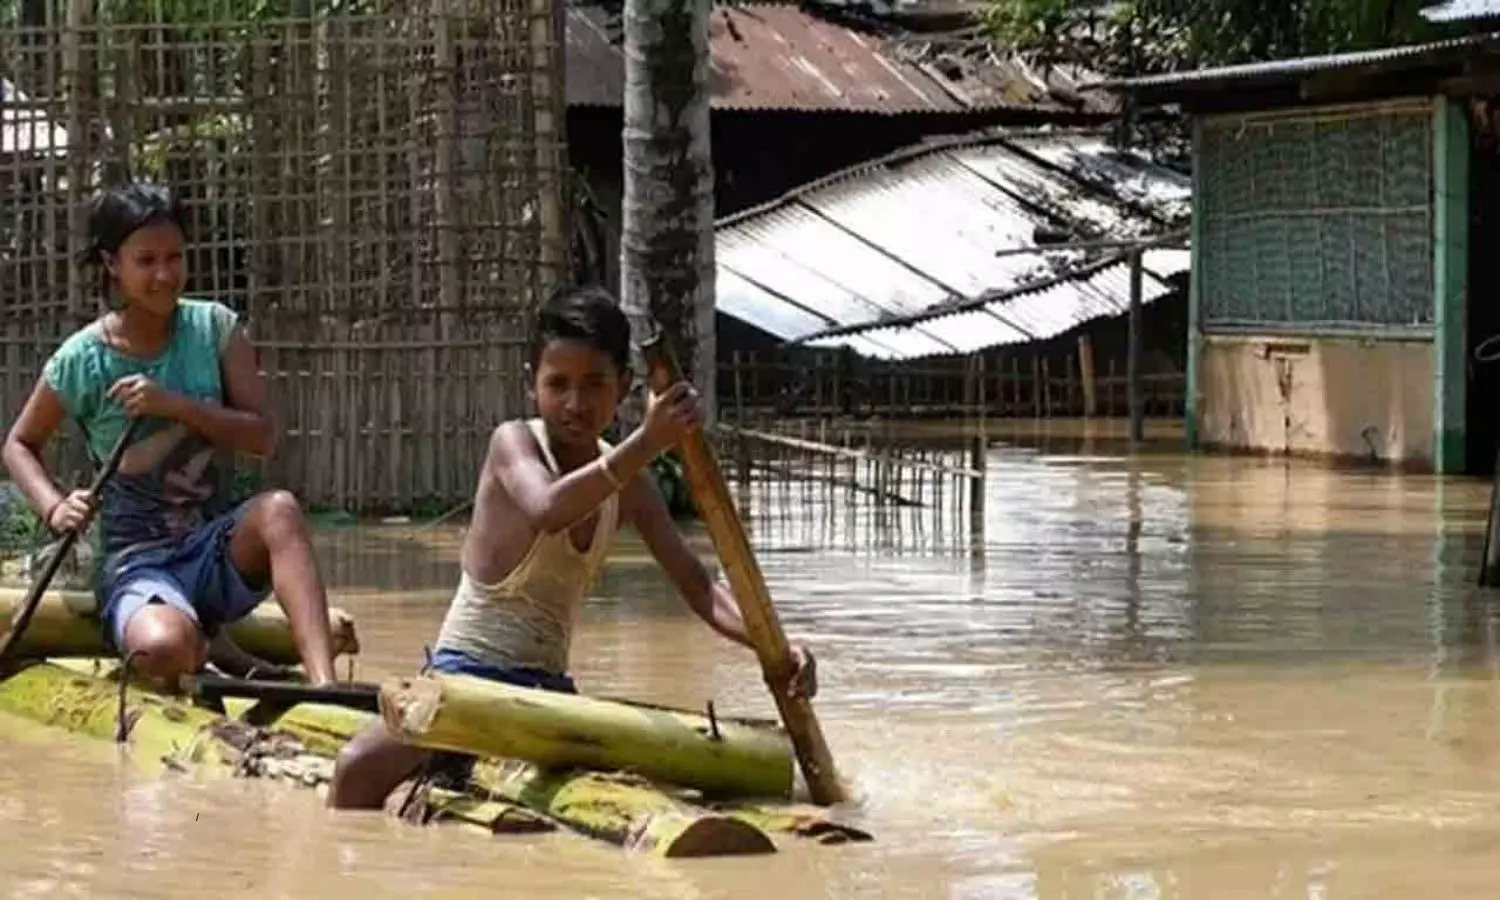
[0,0,566,512]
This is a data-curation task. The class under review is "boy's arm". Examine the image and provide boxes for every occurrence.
[108,329,274,457]
[623,470,817,698]
[490,421,661,534]
[491,382,699,535]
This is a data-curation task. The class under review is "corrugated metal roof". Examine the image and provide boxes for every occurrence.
[1094,31,1500,95]
[715,129,1189,360]
[803,260,1172,359]
[1424,0,1500,23]
[566,4,1090,113]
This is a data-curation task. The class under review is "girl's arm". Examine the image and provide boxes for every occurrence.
[3,380,71,523]
[110,329,275,457]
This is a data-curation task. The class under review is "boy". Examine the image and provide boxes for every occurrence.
[327,285,816,809]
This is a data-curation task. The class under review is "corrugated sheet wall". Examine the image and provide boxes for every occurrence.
[1197,102,1435,332]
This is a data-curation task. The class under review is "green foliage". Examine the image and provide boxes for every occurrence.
[0,483,47,556]
[229,460,264,505]
[984,0,1439,78]
[649,451,696,521]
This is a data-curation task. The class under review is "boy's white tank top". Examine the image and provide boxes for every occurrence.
[433,419,619,674]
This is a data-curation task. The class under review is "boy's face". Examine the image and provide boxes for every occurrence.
[532,339,626,449]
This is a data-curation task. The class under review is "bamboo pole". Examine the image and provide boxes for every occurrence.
[639,334,847,806]
[1042,357,1053,418]
[1106,358,1117,416]
[969,354,986,534]
[379,672,793,799]
[1031,354,1042,418]
[1128,249,1145,444]
[1078,336,1098,418]
[723,425,980,478]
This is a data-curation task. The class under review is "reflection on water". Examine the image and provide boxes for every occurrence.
[7,422,1500,898]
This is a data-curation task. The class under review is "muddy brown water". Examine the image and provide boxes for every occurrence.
[4,421,1500,898]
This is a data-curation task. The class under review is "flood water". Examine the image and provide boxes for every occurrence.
[5,419,1500,898]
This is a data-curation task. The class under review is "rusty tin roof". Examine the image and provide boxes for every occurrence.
[566,4,1096,114]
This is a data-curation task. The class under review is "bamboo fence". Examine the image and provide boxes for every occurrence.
[719,347,1187,421]
[0,0,566,512]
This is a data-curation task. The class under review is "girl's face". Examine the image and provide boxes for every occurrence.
[106,220,185,318]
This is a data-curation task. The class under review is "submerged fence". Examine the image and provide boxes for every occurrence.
[0,0,566,512]
[719,346,1187,421]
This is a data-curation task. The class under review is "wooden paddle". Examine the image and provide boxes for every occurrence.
[638,329,847,805]
[0,418,140,666]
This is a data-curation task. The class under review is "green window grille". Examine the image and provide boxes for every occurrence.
[1197,103,1434,332]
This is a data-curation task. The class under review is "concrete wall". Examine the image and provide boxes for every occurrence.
[1197,334,1435,468]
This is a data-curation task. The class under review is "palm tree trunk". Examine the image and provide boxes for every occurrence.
[618,0,716,430]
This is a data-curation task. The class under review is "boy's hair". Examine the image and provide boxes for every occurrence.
[531,285,632,374]
[84,181,188,267]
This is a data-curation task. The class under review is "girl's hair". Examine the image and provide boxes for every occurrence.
[84,181,188,268]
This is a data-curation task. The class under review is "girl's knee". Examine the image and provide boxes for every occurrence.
[122,604,206,686]
[253,490,307,532]
[243,491,317,555]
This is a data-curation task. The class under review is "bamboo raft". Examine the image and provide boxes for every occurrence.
[0,587,869,858]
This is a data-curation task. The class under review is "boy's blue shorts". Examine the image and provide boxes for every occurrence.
[426,647,578,694]
[99,502,270,653]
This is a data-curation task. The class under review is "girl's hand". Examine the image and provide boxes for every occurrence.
[47,489,97,534]
[107,374,180,419]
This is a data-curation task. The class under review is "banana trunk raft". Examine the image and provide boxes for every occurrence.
[0,587,361,662]
[0,604,868,857]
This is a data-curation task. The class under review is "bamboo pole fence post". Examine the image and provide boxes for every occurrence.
[969,354,986,535]
[1078,336,1097,418]
[1128,249,1146,444]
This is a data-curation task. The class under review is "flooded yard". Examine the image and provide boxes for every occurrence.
[2,421,1498,898]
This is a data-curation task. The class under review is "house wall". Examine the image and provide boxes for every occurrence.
[1187,98,1457,470]
[1198,334,1434,467]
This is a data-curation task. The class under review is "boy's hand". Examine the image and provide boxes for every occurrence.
[108,374,182,419]
[787,644,818,699]
[642,381,705,452]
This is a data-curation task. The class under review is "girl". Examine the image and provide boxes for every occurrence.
[2,182,338,687]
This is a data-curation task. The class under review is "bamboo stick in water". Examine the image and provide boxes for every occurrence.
[639,333,848,806]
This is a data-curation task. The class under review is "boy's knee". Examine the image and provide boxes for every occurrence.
[333,738,369,776]
[329,742,382,810]
[328,725,425,810]
[122,604,206,687]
